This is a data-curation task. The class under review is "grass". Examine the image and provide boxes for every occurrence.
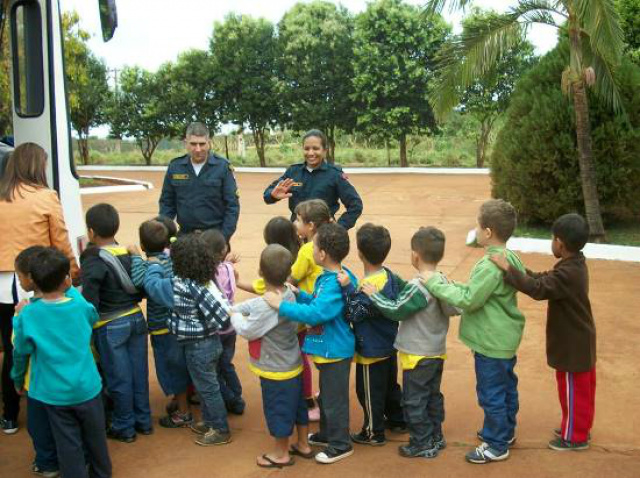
[515,224,640,247]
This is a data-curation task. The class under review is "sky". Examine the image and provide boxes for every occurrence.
[60,0,560,72]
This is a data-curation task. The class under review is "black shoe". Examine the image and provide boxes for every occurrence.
[225,398,246,415]
[385,420,408,434]
[135,425,154,435]
[308,432,328,447]
[351,431,386,446]
[106,428,136,443]
[398,441,439,458]
[315,446,354,464]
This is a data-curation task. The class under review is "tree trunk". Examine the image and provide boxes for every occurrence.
[476,117,492,168]
[253,130,266,168]
[139,137,158,166]
[327,126,336,164]
[224,135,229,159]
[78,135,90,165]
[114,138,121,153]
[399,133,408,167]
[386,139,391,166]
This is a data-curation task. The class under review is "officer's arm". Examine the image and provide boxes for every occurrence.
[159,167,177,219]
[221,164,240,241]
[263,169,291,204]
[336,172,363,230]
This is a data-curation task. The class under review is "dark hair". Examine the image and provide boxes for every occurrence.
[86,203,120,238]
[552,213,589,252]
[170,234,216,285]
[478,199,517,242]
[302,129,328,149]
[154,215,177,245]
[0,142,48,202]
[294,199,332,226]
[357,223,391,265]
[260,244,293,287]
[200,229,228,264]
[139,220,168,254]
[30,248,70,293]
[316,223,350,264]
[15,245,48,274]
[411,227,445,263]
[264,216,300,257]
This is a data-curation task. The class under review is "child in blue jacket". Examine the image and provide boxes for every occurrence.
[265,223,355,465]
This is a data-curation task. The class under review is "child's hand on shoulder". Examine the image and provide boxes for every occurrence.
[489,251,509,272]
[418,270,437,282]
[127,244,143,256]
[361,283,378,297]
[226,251,240,264]
[264,291,283,310]
[285,283,299,296]
[147,256,161,264]
[337,270,351,287]
[14,299,30,315]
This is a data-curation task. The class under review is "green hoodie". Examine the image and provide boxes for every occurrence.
[424,246,526,359]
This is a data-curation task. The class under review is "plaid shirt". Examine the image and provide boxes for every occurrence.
[169,278,230,342]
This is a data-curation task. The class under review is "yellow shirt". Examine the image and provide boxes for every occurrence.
[310,355,342,364]
[354,269,391,365]
[398,352,446,371]
[291,242,323,294]
[249,363,304,381]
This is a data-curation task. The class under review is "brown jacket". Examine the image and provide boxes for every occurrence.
[0,186,79,278]
[504,253,596,373]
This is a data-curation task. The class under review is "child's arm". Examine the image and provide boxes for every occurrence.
[143,264,174,309]
[130,254,149,288]
[503,266,569,301]
[273,280,342,326]
[367,279,429,322]
[230,300,279,341]
[79,254,107,310]
[10,313,33,392]
[290,249,311,287]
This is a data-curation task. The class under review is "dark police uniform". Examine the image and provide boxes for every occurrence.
[263,161,363,230]
[159,153,240,239]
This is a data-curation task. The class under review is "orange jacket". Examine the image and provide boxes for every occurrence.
[0,186,79,278]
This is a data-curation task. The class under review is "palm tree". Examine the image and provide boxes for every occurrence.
[427,0,625,242]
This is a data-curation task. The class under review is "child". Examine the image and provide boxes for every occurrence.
[201,228,245,416]
[491,213,596,451]
[264,222,356,464]
[80,203,150,443]
[143,234,232,446]
[12,248,112,478]
[422,199,526,464]
[363,227,459,458]
[337,223,405,447]
[129,219,192,429]
[231,244,312,468]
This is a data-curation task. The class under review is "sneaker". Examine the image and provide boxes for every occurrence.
[106,428,136,443]
[465,442,509,464]
[165,399,178,415]
[553,428,592,442]
[135,425,154,435]
[31,464,60,478]
[384,420,408,434]
[308,432,328,447]
[190,421,209,435]
[351,431,386,446]
[226,398,246,416]
[433,435,447,451]
[398,442,439,458]
[315,446,354,464]
[0,418,18,435]
[477,431,516,447]
[159,412,193,429]
[194,428,232,446]
[548,438,589,451]
[308,406,321,422]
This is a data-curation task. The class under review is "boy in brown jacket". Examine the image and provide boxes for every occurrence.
[491,213,596,452]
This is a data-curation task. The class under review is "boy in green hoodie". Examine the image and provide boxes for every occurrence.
[422,199,526,464]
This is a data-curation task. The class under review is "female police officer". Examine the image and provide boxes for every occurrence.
[263,130,363,229]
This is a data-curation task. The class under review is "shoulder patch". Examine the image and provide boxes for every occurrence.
[172,174,190,180]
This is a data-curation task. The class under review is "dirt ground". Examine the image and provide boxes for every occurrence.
[2,171,639,477]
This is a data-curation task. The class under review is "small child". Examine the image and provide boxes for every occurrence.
[129,219,191,429]
[491,213,596,451]
[80,203,150,443]
[337,223,405,447]
[201,228,246,416]
[264,222,356,464]
[422,199,526,464]
[231,244,312,468]
[12,248,112,478]
[364,227,459,458]
[143,234,232,446]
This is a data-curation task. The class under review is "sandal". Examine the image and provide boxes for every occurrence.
[257,454,295,469]
[290,444,315,459]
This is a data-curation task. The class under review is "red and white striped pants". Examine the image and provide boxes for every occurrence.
[556,367,596,443]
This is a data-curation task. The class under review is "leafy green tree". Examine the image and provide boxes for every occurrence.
[617,0,640,63]
[278,1,356,162]
[352,0,449,167]
[210,14,279,166]
[458,8,536,167]
[0,28,11,138]
[427,0,625,241]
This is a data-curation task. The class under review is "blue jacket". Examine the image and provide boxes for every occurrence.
[342,267,401,358]
[263,161,363,230]
[159,153,240,239]
[279,268,356,359]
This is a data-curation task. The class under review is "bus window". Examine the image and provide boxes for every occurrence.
[11,2,44,117]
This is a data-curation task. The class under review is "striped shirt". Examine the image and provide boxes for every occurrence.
[131,253,173,333]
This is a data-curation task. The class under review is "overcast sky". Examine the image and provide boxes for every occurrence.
[60,0,560,72]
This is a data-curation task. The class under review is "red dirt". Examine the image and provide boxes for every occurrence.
[1,171,638,477]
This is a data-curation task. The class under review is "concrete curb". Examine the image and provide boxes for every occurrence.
[79,175,154,196]
[507,237,640,263]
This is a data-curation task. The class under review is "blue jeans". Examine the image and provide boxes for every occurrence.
[474,353,519,453]
[151,333,190,396]
[217,333,243,405]
[183,336,229,432]
[93,312,151,436]
[27,396,58,472]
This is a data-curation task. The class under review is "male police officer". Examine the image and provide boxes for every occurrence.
[263,130,363,229]
[159,122,240,240]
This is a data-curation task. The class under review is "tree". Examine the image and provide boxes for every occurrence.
[278,1,356,162]
[210,14,280,167]
[617,0,640,63]
[352,0,449,167]
[458,8,536,167]
[427,0,625,242]
[0,1,12,137]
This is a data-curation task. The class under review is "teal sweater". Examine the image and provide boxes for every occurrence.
[11,288,102,406]
[425,246,526,359]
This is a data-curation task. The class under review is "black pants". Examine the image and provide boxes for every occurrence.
[402,358,445,447]
[384,354,405,427]
[1,302,21,422]
[46,394,112,478]
[316,359,352,451]
[28,396,59,472]
[356,356,404,437]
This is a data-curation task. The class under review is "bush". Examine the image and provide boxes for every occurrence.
[491,40,640,225]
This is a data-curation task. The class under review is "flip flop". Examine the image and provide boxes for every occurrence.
[257,454,295,469]
[290,444,315,459]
